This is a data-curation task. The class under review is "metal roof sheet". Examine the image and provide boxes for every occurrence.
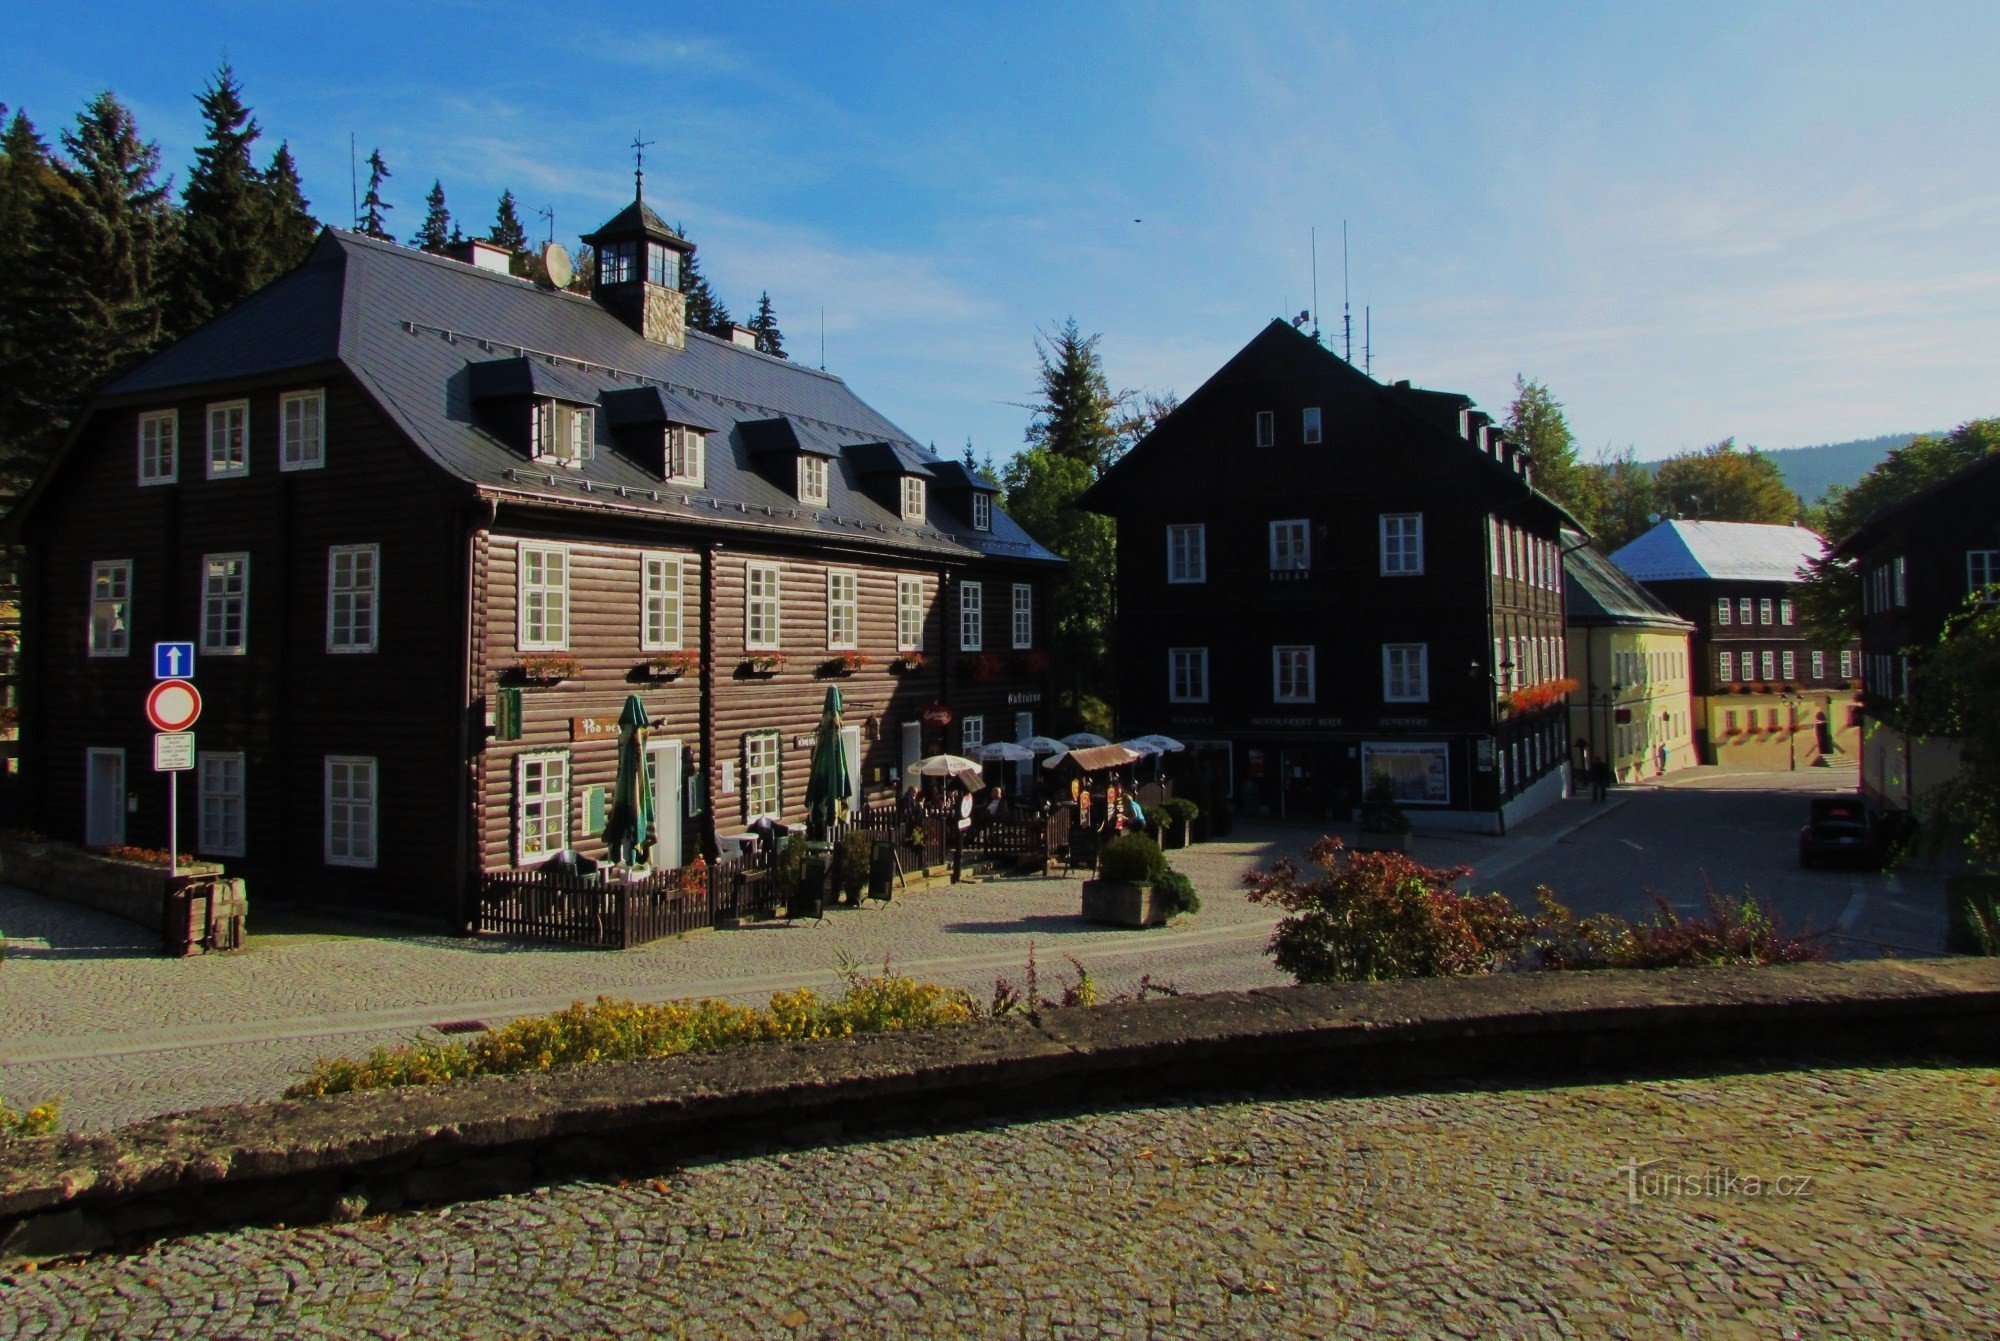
[1609,519,1826,584]
[1563,534,1693,626]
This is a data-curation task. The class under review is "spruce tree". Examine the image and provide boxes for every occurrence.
[174,61,272,337]
[489,189,530,276]
[358,148,392,240]
[411,179,451,253]
[749,290,786,358]
[0,107,65,484]
[674,228,730,333]
[261,141,317,269]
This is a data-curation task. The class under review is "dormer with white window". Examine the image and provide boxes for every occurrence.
[601,385,722,486]
[468,356,603,469]
[925,458,1000,533]
[846,440,939,525]
[740,416,841,507]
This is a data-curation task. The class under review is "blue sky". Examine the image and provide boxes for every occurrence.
[4,2,1996,465]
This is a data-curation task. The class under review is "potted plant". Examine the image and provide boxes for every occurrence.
[891,651,929,673]
[819,651,872,678]
[642,650,701,680]
[1082,831,1170,927]
[512,652,583,685]
[742,652,788,676]
[832,829,873,905]
[1158,797,1200,848]
[962,651,1006,681]
[1351,777,1413,853]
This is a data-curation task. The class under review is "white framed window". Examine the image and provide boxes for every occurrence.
[1362,742,1450,806]
[961,715,985,751]
[1255,410,1275,447]
[959,580,983,651]
[198,752,246,857]
[1840,649,1854,678]
[1501,523,1515,579]
[1758,598,1773,625]
[1011,583,1033,649]
[797,455,829,507]
[280,389,325,471]
[1167,524,1206,583]
[514,751,569,865]
[896,576,924,651]
[667,426,706,486]
[327,544,379,653]
[1273,645,1315,703]
[972,492,991,532]
[1383,643,1429,702]
[826,569,859,649]
[1892,557,1907,607]
[642,554,683,651]
[1780,597,1795,625]
[1270,519,1310,572]
[1969,550,2000,598]
[201,552,250,655]
[901,476,926,522]
[745,562,782,651]
[325,755,378,868]
[1761,649,1776,680]
[1302,407,1322,444]
[519,544,569,650]
[1379,513,1424,576]
[743,732,780,823]
[206,400,249,479]
[88,560,132,657]
[138,410,178,485]
[1169,647,1208,703]
[531,401,595,467]
[1717,598,1731,626]
[1738,598,1752,624]
[1781,650,1796,680]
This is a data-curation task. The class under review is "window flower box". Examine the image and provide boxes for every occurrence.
[1503,677,1578,715]
[741,652,788,677]
[891,652,929,673]
[962,651,1006,682]
[511,653,583,685]
[642,650,701,680]
[819,651,872,678]
[1014,650,1052,676]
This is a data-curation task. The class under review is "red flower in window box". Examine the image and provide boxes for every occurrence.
[891,651,929,673]
[963,651,1006,682]
[1503,677,1578,715]
[819,651,872,677]
[512,653,583,684]
[1014,650,1053,676]
[643,650,701,679]
[742,652,788,676]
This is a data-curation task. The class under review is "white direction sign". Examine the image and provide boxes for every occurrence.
[154,732,195,773]
[154,642,196,680]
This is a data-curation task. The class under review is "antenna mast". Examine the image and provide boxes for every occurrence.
[349,133,358,231]
[536,205,555,246]
[1310,227,1320,341]
[1342,220,1353,363]
[1364,306,1372,377]
[820,306,826,370]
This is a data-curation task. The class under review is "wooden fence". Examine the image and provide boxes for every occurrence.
[475,853,784,950]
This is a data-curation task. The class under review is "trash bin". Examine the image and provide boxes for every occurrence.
[792,853,826,919]
[870,841,895,901]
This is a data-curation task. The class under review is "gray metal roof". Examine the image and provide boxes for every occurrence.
[1609,519,1825,584]
[1563,534,1693,628]
[106,227,1060,567]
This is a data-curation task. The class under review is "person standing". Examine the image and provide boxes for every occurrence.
[1591,756,1612,802]
[1655,742,1669,777]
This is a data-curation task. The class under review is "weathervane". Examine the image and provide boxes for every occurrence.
[631,133,656,201]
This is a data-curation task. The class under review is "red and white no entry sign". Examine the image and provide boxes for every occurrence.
[146,679,203,733]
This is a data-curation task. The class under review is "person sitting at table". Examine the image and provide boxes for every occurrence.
[982,785,1007,825]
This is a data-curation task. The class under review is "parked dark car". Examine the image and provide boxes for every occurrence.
[1798,798,1882,868]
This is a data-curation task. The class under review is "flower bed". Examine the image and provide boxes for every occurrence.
[0,837,223,935]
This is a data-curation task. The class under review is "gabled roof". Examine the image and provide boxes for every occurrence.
[927,460,1001,494]
[85,227,1058,567]
[467,354,602,405]
[1610,519,1825,584]
[1831,449,2000,559]
[848,440,938,478]
[740,416,843,459]
[1563,532,1693,628]
[580,198,690,249]
[599,384,727,432]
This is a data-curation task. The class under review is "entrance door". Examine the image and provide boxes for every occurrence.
[86,748,126,847]
[841,725,863,812]
[901,721,922,781]
[1014,711,1035,789]
[649,740,684,869]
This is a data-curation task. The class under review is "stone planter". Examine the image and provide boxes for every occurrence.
[1081,878,1168,928]
[1349,830,1410,854]
[0,839,226,935]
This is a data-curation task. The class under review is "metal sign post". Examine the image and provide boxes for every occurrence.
[149,651,200,878]
[153,732,196,872]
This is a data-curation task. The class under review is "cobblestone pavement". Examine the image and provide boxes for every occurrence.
[4,1063,1995,1338]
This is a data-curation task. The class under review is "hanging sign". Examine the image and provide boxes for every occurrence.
[920,701,954,729]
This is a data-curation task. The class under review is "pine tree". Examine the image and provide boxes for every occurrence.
[11,93,172,487]
[358,148,392,240]
[261,141,317,269]
[174,61,273,337]
[1027,319,1119,470]
[749,291,787,358]
[489,189,530,276]
[675,229,730,333]
[410,179,451,253]
[0,107,66,484]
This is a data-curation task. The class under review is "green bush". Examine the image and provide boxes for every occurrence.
[833,830,874,900]
[1359,777,1412,835]
[770,834,810,899]
[1098,831,1166,884]
[1160,797,1200,831]
[0,1094,60,1139]
[1154,867,1201,918]
[1947,874,2000,955]
[1529,888,1822,970]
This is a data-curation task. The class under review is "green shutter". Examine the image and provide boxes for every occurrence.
[495,687,522,742]
[583,784,608,838]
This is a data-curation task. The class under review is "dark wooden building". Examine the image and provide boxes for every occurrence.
[8,195,1060,924]
[1080,321,1576,833]
[1830,451,2000,811]
[1608,519,1859,770]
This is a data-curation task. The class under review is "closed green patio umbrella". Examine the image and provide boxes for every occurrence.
[804,685,851,840]
[601,694,655,867]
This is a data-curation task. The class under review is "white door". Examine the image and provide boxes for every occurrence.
[649,740,684,870]
[901,721,922,780]
[841,725,863,813]
[86,748,126,847]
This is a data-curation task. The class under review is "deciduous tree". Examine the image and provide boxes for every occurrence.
[1651,439,1801,527]
[1504,376,1598,532]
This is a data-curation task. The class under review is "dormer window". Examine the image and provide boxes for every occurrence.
[531,400,595,468]
[1458,408,1472,440]
[798,455,830,507]
[972,492,991,532]
[600,241,637,286]
[901,476,926,522]
[666,425,705,486]
[1303,407,1322,444]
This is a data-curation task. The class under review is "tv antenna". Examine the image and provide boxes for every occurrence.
[630,132,656,200]
[1342,220,1353,364]
[1310,227,1321,342]
[536,205,555,245]
[1364,305,1372,377]
[349,133,358,231]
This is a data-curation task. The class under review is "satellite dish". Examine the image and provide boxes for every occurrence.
[541,242,573,290]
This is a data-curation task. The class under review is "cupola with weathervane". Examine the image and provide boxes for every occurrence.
[582,138,696,349]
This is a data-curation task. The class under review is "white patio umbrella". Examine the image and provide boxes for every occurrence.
[1017,735,1070,754]
[1119,738,1163,756]
[1059,732,1111,748]
[975,741,1037,763]
[1127,733,1185,754]
[910,754,986,789]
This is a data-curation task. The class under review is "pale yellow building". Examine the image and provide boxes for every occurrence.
[1564,538,1697,783]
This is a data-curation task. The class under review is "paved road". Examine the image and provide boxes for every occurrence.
[4,1063,1994,1338]
[0,766,1949,1132]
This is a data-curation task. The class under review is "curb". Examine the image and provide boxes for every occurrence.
[3,957,1997,1262]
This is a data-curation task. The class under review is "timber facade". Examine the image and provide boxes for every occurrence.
[10,197,1059,925]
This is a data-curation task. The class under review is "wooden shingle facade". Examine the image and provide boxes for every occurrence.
[10,199,1060,925]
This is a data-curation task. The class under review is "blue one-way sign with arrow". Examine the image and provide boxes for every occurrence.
[154,642,196,680]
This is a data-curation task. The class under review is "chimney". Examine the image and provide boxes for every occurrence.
[727,324,759,350]
[444,239,513,274]
[580,196,696,349]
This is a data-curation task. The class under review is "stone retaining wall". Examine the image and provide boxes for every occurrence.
[0,840,222,935]
[3,957,1997,1261]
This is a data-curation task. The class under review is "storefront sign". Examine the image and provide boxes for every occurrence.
[1378,716,1431,728]
[920,701,954,729]
[1006,691,1042,706]
[571,715,624,741]
[1248,716,1344,729]
[1361,741,1451,805]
